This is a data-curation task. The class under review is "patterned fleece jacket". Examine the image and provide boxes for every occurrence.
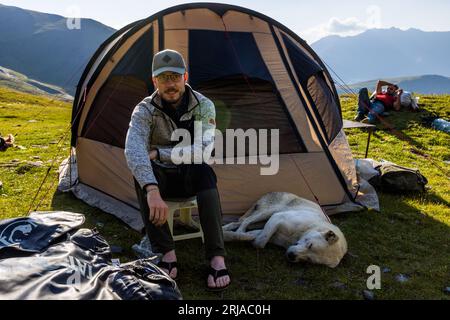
[124,84,216,189]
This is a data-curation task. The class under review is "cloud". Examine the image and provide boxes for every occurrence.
[328,17,368,33]
[301,5,382,43]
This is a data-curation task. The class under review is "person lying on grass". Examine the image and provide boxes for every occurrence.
[354,80,403,124]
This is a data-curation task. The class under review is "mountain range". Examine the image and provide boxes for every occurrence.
[337,75,450,95]
[311,27,450,86]
[0,3,115,95]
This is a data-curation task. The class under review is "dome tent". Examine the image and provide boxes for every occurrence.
[65,3,367,231]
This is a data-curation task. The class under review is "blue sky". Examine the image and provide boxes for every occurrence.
[2,0,450,43]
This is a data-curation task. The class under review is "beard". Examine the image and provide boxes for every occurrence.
[161,88,183,104]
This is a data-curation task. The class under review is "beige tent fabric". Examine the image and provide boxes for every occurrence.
[212,154,316,214]
[165,30,189,67]
[77,23,153,136]
[164,9,271,34]
[76,136,344,216]
[272,27,328,144]
[290,153,346,205]
[253,32,321,152]
[71,5,363,224]
[77,138,138,208]
[222,11,271,33]
[153,20,160,52]
[328,130,359,198]
[164,9,225,31]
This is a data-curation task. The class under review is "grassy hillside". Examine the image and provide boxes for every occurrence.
[0,66,73,101]
[0,86,449,300]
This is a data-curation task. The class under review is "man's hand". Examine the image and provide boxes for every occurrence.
[396,89,404,96]
[149,149,158,161]
[376,80,393,94]
[146,186,169,226]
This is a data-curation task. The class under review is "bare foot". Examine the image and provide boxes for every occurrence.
[207,256,231,290]
[159,250,178,279]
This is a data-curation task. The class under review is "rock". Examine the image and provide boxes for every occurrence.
[0,181,2,189]
[16,162,43,174]
[362,290,375,300]
[95,222,104,228]
[27,161,43,167]
[382,267,391,273]
[347,251,359,259]
[28,120,38,123]
[31,156,41,160]
[395,274,410,283]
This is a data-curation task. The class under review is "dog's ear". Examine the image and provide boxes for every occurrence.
[324,230,339,245]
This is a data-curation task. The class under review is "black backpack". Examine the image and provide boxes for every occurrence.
[369,163,428,193]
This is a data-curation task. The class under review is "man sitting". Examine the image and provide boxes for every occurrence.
[354,80,403,123]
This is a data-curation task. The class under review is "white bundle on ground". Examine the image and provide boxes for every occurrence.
[400,91,419,110]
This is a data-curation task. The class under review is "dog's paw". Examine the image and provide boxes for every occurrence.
[222,222,241,232]
[223,231,258,242]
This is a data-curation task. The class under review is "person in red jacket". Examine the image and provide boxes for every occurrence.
[354,80,403,123]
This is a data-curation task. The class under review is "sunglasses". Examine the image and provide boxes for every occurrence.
[156,73,183,83]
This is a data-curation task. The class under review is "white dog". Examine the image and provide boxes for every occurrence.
[223,193,348,268]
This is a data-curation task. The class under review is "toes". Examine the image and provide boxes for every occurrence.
[215,276,230,288]
[208,275,216,288]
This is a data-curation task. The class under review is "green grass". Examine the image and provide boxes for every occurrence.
[0,86,449,300]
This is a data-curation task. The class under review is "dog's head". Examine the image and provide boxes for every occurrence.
[285,227,347,268]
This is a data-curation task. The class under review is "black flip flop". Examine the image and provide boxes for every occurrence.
[157,261,178,281]
[206,266,231,292]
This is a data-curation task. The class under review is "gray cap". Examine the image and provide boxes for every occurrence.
[152,49,186,77]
